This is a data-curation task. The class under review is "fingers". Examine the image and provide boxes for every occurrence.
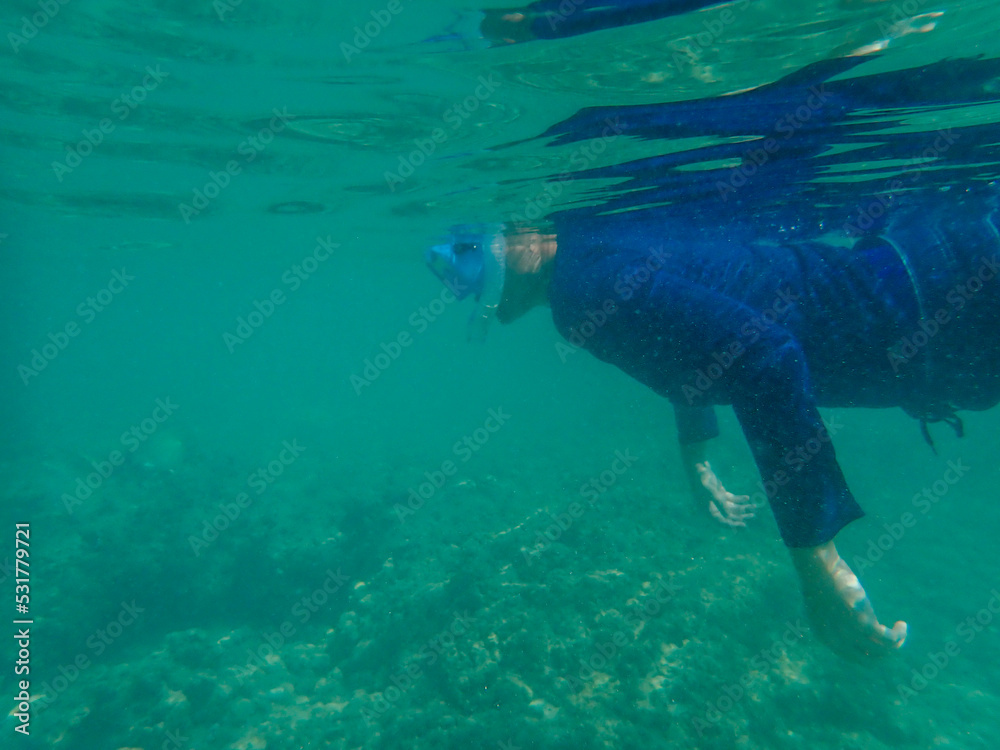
[848,619,907,659]
[720,496,756,520]
[796,545,908,659]
[879,620,908,649]
[697,461,757,526]
[709,499,753,527]
[709,501,746,527]
[807,608,907,660]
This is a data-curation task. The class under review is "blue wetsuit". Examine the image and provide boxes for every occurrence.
[548,203,1000,547]
[673,402,719,445]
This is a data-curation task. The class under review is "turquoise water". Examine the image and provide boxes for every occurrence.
[3,0,1000,747]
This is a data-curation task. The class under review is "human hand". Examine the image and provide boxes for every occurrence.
[790,541,907,659]
[695,461,756,527]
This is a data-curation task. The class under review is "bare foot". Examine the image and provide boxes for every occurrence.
[790,541,907,659]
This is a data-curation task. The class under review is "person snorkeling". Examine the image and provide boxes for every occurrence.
[424,199,1000,659]
[427,225,756,529]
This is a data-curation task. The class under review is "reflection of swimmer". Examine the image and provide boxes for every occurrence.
[424,199,1000,659]
[434,0,942,60]
[437,0,738,47]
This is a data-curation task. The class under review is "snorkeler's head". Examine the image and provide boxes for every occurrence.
[425,223,507,342]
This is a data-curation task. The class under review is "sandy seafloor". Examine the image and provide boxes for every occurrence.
[6,401,1000,750]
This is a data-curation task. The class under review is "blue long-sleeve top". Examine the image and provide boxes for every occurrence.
[672,403,718,445]
[547,215,934,547]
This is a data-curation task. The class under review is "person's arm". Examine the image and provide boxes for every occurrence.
[673,405,755,527]
[790,541,907,658]
[674,404,715,496]
[718,303,906,656]
[678,437,707,494]
[624,271,904,656]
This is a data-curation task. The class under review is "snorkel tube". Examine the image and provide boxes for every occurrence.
[467,231,506,342]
